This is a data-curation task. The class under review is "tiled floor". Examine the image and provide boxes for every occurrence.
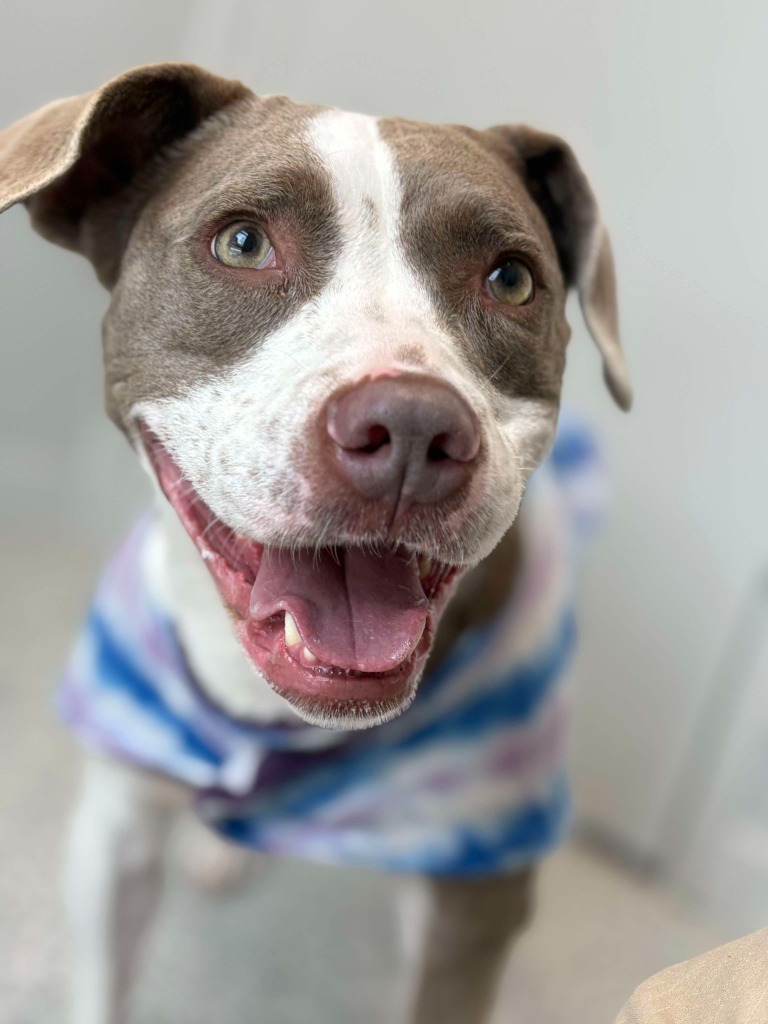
[0,539,727,1023]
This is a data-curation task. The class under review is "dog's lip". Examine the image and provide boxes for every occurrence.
[238,613,432,710]
[140,427,461,711]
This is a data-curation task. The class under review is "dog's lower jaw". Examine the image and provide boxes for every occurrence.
[243,582,464,729]
[148,501,467,729]
[155,514,450,729]
[262,658,427,731]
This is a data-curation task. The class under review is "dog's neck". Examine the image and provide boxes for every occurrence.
[144,499,523,725]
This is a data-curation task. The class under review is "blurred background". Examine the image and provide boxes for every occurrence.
[1,1,766,1021]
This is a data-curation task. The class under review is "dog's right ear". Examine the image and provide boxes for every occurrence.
[0,62,251,285]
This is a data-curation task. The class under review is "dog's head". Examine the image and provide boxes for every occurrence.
[0,63,631,729]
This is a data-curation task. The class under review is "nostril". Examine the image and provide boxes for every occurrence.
[359,424,390,455]
[427,434,451,462]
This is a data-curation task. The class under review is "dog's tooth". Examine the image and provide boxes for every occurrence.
[302,646,318,665]
[418,554,433,578]
[284,612,301,648]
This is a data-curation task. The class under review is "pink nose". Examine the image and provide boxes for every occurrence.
[325,374,480,506]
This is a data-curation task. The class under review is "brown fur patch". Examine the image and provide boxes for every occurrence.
[379,117,570,403]
[361,193,379,230]
[396,343,427,366]
[102,95,343,430]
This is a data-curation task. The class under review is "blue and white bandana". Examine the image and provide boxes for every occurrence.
[58,413,605,877]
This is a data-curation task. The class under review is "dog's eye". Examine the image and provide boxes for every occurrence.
[212,222,275,269]
[486,259,534,306]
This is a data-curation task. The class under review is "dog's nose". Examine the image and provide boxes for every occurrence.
[325,375,480,506]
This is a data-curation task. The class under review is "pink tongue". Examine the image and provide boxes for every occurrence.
[249,547,428,672]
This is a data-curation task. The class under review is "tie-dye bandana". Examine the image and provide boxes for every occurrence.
[58,412,606,876]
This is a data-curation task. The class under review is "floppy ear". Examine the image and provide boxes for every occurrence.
[487,125,632,411]
[0,62,251,285]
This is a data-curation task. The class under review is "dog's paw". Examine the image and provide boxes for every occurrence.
[178,819,262,894]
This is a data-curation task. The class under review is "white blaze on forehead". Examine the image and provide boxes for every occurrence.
[308,109,395,244]
[309,109,390,215]
[307,108,433,320]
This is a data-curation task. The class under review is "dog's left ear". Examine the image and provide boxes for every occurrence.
[0,62,251,285]
[487,125,633,411]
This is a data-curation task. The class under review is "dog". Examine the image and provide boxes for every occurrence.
[0,62,631,1024]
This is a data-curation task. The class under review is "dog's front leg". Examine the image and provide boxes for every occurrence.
[398,869,536,1024]
[63,756,186,1024]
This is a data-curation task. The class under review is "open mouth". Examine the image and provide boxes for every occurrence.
[142,430,461,728]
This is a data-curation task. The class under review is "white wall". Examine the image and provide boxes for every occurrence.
[0,0,199,548]
[1,0,766,869]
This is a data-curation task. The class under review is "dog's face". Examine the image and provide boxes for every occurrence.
[0,63,631,729]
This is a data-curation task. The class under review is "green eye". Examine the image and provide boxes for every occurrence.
[487,259,535,306]
[212,222,274,269]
